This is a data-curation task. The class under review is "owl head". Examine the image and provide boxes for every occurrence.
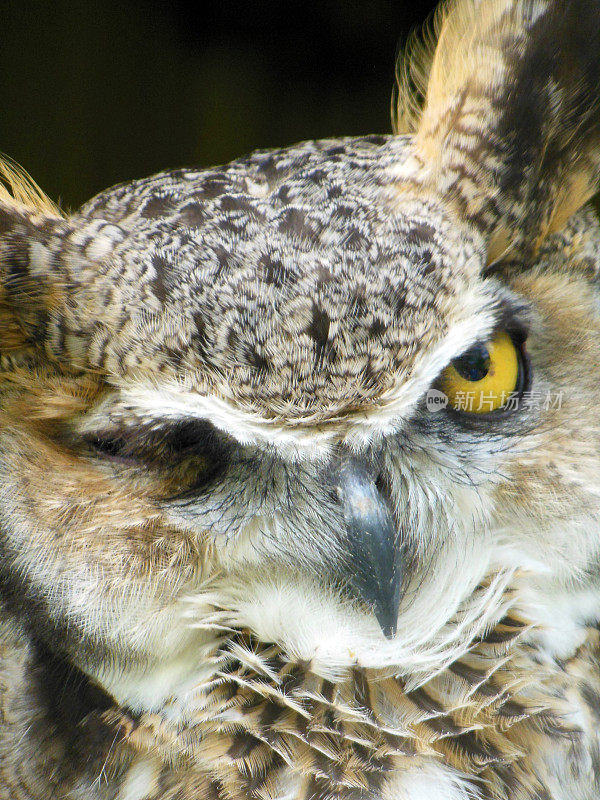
[1,0,600,719]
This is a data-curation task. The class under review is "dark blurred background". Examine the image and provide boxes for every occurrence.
[0,1,437,211]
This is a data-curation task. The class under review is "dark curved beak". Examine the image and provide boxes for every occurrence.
[332,457,403,638]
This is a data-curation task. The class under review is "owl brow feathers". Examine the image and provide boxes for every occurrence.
[72,294,526,456]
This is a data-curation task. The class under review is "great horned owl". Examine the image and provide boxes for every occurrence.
[2,1,600,798]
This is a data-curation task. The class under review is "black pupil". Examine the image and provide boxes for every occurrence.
[453,343,491,382]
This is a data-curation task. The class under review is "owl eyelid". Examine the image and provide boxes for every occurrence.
[448,300,529,373]
[491,298,530,345]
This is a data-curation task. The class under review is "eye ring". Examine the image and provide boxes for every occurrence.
[439,331,527,414]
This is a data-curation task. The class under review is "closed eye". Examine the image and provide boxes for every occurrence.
[85,418,231,483]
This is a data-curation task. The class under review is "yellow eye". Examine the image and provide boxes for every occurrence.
[440,331,522,414]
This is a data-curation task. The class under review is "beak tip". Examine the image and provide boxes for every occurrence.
[375,602,399,639]
[381,622,397,640]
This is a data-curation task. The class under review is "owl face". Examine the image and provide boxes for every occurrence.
[2,0,600,724]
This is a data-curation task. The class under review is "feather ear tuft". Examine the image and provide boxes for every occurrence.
[0,155,62,218]
[392,5,447,136]
[393,0,600,262]
[0,159,67,368]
